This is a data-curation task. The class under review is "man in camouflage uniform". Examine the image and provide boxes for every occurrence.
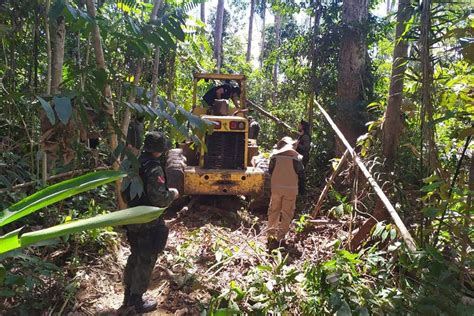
[122,132,179,313]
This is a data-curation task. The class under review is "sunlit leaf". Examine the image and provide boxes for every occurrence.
[0,206,164,255]
[0,171,126,227]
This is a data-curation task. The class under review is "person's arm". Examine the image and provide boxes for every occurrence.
[269,156,276,175]
[145,163,177,208]
[253,122,260,139]
[293,158,305,194]
[231,94,240,108]
[297,135,311,153]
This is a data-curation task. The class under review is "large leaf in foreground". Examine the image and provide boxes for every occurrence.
[0,170,126,227]
[0,206,164,254]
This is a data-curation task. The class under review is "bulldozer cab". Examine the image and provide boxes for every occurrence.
[192,73,247,116]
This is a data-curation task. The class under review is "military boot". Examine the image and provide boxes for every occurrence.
[128,294,157,313]
[267,237,279,252]
[123,286,130,306]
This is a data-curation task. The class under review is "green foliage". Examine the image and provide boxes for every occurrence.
[0,170,126,227]
[0,170,166,255]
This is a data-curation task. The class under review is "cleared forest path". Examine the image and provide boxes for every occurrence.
[75,196,341,315]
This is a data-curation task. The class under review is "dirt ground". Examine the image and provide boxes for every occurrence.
[71,195,346,315]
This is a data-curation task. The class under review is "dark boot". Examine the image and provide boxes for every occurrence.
[129,294,157,313]
[123,286,130,306]
[267,238,279,252]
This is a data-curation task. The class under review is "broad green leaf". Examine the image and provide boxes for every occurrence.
[37,96,56,125]
[0,228,22,255]
[421,181,443,192]
[0,170,126,227]
[0,206,164,254]
[53,96,73,124]
[167,16,185,41]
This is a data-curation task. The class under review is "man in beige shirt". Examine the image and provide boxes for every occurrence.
[267,136,305,251]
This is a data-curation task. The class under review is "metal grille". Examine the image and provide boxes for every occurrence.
[204,132,245,169]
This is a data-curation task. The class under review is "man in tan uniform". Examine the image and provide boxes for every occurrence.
[267,136,305,250]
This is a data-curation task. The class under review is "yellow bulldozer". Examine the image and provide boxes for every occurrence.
[165,73,269,207]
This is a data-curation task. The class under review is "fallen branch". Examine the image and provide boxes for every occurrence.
[315,101,417,253]
[311,149,350,218]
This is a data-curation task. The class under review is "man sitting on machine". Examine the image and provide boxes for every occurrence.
[202,82,241,116]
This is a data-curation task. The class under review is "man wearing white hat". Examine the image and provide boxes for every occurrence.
[267,136,305,250]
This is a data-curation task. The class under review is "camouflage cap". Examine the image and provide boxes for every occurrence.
[143,131,171,153]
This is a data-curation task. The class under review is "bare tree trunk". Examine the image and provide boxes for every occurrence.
[350,0,413,250]
[259,0,266,68]
[123,0,162,135]
[120,60,143,140]
[200,2,205,23]
[150,0,163,111]
[45,0,52,95]
[308,0,322,130]
[335,0,369,156]
[167,51,176,100]
[41,9,67,172]
[246,0,255,62]
[50,15,65,94]
[214,0,225,72]
[151,0,162,21]
[460,148,473,285]
[85,0,124,209]
[33,0,40,92]
[420,0,445,180]
[272,13,281,105]
[382,0,413,167]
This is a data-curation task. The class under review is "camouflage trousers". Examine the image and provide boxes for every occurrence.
[123,219,169,296]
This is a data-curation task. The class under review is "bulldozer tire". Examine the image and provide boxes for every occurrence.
[249,156,271,212]
[165,149,187,195]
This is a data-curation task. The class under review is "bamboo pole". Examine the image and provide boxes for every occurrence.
[315,101,417,253]
[311,149,350,218]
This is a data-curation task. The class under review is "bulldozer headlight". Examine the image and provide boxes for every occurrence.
[212,121,221,129]
[230,121,245,130]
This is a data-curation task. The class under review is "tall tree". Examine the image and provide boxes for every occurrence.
[85,0,123,208]
[150,0,164,111]
[272,12,281,104]
[335,0,369,155]
[382,0,413,166]
[308,0,322,130]
[200,2,205,23]
[351,0,414,249]
[214,0,225,72]
[259,0,266,68]
[420,0,443,180]
[50,13,65,94]
[246,0,256,62]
